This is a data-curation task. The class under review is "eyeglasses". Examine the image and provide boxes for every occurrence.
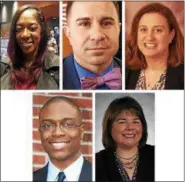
[39,122,82,132]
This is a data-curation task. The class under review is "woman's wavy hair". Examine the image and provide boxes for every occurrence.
[126,3,184,69]
[7,4,49,87]
[102,96,148,151]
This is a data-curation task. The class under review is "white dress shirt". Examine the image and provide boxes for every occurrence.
[47,155,84,181]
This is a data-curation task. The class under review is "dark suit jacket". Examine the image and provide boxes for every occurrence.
[126,64,184,90]
[63,54,122,89]
[96,144,155,181]
[33,159,92,181]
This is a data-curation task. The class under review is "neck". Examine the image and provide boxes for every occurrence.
[145,53,168,71]
[50,151,81,171]
[116,146,138,159]
[74,55,112,75]
[23,50,38,68]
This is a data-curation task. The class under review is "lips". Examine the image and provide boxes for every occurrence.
[50,141,70,150]
[144,43,157,49]
[88,47,108,51]
[122,133,136,138]
[21,42,33,48]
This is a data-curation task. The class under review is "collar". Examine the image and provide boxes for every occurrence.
[47,155,84,181]
[74,58,113,79]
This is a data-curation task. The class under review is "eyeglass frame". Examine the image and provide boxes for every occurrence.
[39,119,83,133]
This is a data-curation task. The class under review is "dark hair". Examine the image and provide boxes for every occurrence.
[7,4,49,86]
[39,96,82,121]
[102,96,148,151]
[66,1,120,22]
[126,3,184,69]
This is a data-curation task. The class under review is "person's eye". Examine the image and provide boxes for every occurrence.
[79,21,90,27]
[16,26,23,32]
[133,120,140,124]
[117,120,126,124]
[42,123,53,128]
[29,25,38,32]
[63,122,75,128]
[154,28,163,33]
[102,21,113,27]
[139,27,147,32]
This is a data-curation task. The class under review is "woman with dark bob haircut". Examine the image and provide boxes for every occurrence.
[1,4,59,89]
[126,3,184,90]
[96,96,154,181]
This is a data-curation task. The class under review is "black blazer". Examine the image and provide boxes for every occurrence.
[63,54,122,89]
[126,64,184,90]
[33,159,92,181]
[96,144,155,181]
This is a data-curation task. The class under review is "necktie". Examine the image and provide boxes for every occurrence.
[57,172,66,182]
[80,67,122,89]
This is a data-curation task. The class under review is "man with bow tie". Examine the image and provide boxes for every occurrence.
[63,1,122,90]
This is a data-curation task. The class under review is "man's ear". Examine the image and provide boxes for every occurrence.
[64,25,71,40]
[80,124,84,140]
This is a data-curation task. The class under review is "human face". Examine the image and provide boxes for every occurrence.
[65,2,120,72]
[39,101,84,164]
[137,13,175,59]
[16,9,41,56]
[111,111,143,149]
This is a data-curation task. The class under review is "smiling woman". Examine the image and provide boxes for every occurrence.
[1,4,59,90]
[96,96,154,181]
[126,3,184,90]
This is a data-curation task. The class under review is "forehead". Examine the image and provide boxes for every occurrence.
[117,109,139,118]
[17,9,38,24]
[139,12,169,27]
[40,101,80,119]
[68,2,118,20]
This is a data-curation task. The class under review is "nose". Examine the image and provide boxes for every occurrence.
[21,28,31,40]
[126,122,134,130]
[146,30,155,40]
[52,125,66,137]
[90,22,105,42]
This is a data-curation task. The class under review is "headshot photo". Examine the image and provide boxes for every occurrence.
[95,93,155,181]
[125,2,184,90]
[62,1,122,90]
[0,1,60,90]
[32,93,92,181]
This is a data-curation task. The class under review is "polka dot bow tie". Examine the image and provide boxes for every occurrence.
[80,67,122,89]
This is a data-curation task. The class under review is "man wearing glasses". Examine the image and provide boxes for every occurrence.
[33,96,92,181]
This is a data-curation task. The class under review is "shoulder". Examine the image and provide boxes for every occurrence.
[1,57,11,77]
[43,52,59,69]
[43,52,59,86]
[33,165,48,181]
[63,54,74,64]
[139,144,155,156]
[113,57,122,68]
[96,149,114,161]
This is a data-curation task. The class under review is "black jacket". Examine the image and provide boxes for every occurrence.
[126,64,184,90]
[96,145,155,181]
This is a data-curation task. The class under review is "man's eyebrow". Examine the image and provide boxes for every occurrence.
[100,16,115,21]
[40,117,76,123]
[76,17,91,22]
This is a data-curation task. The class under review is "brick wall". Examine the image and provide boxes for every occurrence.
[33,92,92,171]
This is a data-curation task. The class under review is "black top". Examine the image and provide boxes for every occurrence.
[126,64,184,90]
[96,144,155,181]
